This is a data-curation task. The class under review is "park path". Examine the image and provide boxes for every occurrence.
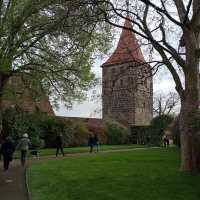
[0,147,160,200]
[0,160,28,200]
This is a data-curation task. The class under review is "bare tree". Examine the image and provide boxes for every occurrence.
[91,0,200,172]
[153,92,180,116]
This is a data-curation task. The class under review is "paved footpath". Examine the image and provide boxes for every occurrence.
[0,160,28,200]
[0,147,160,200]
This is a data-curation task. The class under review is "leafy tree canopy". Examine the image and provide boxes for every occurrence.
[0,0,112,107]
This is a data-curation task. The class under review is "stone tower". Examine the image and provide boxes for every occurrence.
[102,18,153,126]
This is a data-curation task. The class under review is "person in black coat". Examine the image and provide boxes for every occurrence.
[93,134,99,152]
[88,133,94,153]
[55,134,64,157]
[1,136,15,171]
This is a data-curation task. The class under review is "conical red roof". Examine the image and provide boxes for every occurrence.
[102,18,145,67]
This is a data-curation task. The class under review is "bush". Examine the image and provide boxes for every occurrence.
[105,121,129,145]
[68,120,89,147]
[150,114,174,146]
[130,126,151,145]
[151,115,174,131]
[2,108,72,148]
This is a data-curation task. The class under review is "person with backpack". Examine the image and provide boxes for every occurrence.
[1,136,15,171]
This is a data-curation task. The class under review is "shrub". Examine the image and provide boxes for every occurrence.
[2,108,72,148]
[150,114,174,146]
[105,121,129,145]
[151,115,174,131]
[68,120,89,147]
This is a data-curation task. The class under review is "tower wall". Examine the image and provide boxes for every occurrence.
[102,62,135,125]
[102,61,153,126]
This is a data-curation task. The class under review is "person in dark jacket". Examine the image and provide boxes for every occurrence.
[1,136,15,171]
[88,133,94,153]
[93,134,99,152]
[55,134,64,157]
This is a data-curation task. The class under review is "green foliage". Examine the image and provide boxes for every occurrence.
[2,108,72,148]
[151,115,174,131]
[0,0,113,107]
[67,120,89,147]
[150,115,174,146]
[105,121,129,145]
[130,125,152,145]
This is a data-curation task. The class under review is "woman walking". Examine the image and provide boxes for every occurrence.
[17,133,31,166]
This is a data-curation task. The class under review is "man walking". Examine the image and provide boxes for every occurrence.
[55,134,65,157]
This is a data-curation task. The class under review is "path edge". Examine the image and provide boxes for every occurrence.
[25,167,32,200]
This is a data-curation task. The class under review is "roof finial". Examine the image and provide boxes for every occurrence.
[126,0,129,16]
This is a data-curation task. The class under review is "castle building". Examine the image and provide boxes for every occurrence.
[1,74,54,116]
[102,17,153,126]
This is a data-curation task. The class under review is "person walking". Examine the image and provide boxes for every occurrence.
[55,134,65,157]
[163,135,169,148]
[1,136,15,171]
[93,134,99,152]
[17,133,31,166]
[88,133,94,153]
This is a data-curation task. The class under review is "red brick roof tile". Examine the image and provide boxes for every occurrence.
[102,18,145,67]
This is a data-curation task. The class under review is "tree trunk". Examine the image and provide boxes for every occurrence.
[179,71,200,171]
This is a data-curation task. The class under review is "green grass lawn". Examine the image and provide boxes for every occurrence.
[14,144,143,158]
[28,148,200,200]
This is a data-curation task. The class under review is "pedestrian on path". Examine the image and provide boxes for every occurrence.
[88,133,94,153]
[55,134,65,157]
[93,134,99,152]
[163,135,169,147]
[17,133,31,166]
[1,136,15,171]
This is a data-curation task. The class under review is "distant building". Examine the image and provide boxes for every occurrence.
[102,17,153,126]
[1,74,54,116]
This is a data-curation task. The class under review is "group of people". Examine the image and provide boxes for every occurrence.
[88,133,99,153]
[0,133,30,171]
[0,131,100,171]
